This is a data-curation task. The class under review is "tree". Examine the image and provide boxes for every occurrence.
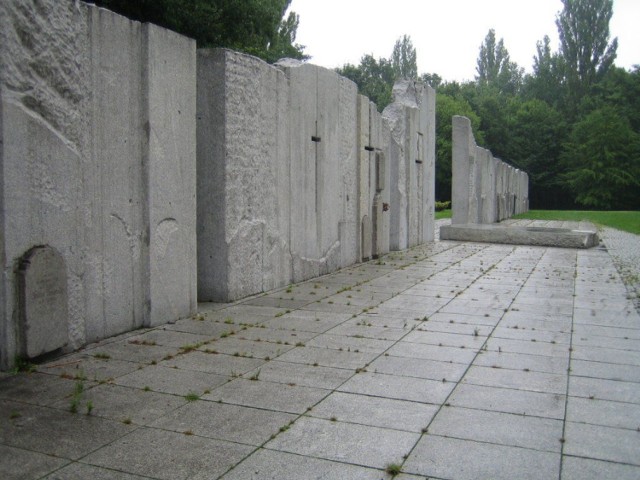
[476,29,523,94]
[337,35,416,112]
[91,0,307,63]
[523,35,566,108]
[509,99,568,208]
[337,55,395,111]
[421,72,443,89]
[561,106,640,209]
[556,0,617,110]
[435,90,484,201]
[588,66,640,132]
[391,35,418,80]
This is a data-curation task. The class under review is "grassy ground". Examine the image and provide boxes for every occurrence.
[435,209,452,220]
[514,210,640,235]
[435,209,639,235]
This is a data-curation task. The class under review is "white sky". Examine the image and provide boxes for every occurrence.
[289,0,639,82]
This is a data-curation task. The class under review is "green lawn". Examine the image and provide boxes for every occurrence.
[435,208,639,235]
[435,209,452,220]
[513,210,640,235]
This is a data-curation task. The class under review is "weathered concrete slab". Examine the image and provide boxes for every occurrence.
[1,0,197,369]
[384,80,435,250]
[266,416,419,470]
[403,435,560,479]
[83,427,253,479]
[440,223,599,248]
[220,449,384,480]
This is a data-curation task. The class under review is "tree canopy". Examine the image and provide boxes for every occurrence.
[337,35,418,111]
[432,0,637,209]
[91,0,307,63]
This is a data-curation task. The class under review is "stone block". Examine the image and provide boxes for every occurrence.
[440,224,599,248]
[197,49,290,301]
[383,80,434,249]
[1,1,198,368]
[146,23,197,326]
[451,115,472,225]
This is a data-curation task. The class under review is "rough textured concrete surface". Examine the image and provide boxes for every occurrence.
[197,52,429,302]
[0,1,196,368]
[383,80,435,250]
[451,115,528,225]
[197,49,291,302]
[440,223,599,248]
[146,24,197,327]
[357,96,391,260]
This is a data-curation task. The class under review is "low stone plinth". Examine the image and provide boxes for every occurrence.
[440,223,599,249]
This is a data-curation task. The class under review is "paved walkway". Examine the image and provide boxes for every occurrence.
[2,225,640,479]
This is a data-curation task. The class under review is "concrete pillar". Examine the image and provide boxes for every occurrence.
[451,116,472,225]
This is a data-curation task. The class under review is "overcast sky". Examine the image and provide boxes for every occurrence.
[289,0,639,82]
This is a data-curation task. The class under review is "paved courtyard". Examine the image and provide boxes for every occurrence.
[2,222,639,479]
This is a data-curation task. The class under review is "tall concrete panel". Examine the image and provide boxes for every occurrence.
[422,85,436,243]
[277,61,358,283]
[451,116,472,225]
[384,80,435,249]
[146,24,197,326]
[86,7,146,340]
[357,95,371,261]
[197,49,290,301]
[1,0,197,369]
[338,78,359,268]
[1,0,89,366]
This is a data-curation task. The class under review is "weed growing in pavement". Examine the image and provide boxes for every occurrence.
[385,463,402,476]
[69,374,86,414]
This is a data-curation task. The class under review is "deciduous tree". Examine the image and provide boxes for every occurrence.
[91,0,307,62]
[561,106,639,209]
[476,29,523,95]
[556,0,617,112]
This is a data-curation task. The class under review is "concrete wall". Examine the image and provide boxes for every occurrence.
[383,80,436,250]
[0,1,196,368]
[357,95,391,261]
[1,1,436,365]
[451,115,528,225]
[197,51,435,302]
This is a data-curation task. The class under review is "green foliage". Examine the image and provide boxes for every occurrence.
[476,29,523,95]
[391,35,418,80]
[338,35,418,112]
[338,55,395,111]
[556,0,617,101]
[560,106,639,209]
[523,35,567,109]
[434,91,483,201]
[435,209,452,220]
[385,463,402,476]
[508,99,569,208]
[92,0,307,63]
[11,356,37,374]
[435,201,451,212]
